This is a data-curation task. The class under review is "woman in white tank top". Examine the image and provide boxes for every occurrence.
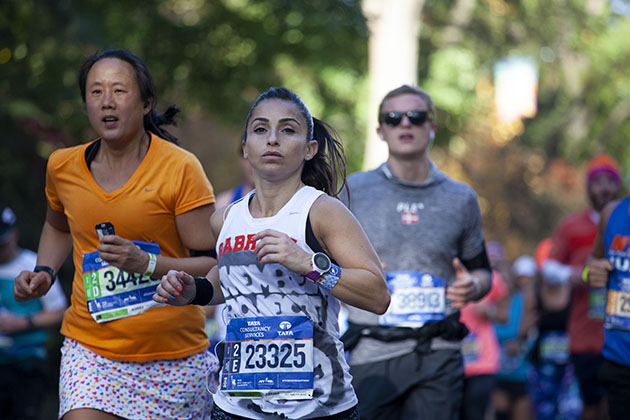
[154,87,390,420]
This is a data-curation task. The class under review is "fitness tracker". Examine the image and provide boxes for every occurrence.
[305,252,332,282]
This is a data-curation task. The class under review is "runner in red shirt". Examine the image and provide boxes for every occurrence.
[542,154,622,420]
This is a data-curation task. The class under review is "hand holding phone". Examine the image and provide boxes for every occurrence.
[95,222,115,240]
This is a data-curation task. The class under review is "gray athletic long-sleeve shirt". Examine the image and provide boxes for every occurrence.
[341,161,486,365]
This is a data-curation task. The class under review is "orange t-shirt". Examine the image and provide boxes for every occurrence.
[46,133,214,361]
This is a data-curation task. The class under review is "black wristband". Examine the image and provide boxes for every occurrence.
[189,249,218,259]
[34,265,56,283]
[189,276,214,306]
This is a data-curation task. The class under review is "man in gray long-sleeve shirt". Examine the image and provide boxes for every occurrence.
[341,85,492,420]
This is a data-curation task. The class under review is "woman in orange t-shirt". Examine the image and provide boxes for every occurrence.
[14,49,218,420]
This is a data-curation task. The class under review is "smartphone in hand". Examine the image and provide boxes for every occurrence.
[95,222,115,240]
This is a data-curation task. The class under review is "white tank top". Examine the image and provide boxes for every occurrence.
[212,186,357,419]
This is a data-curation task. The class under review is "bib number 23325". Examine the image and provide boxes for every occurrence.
[221,316,313,400]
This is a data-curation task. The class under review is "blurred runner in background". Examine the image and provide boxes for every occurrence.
[0,205,67,420]
[543,153,621,420]
[492,255,537,420]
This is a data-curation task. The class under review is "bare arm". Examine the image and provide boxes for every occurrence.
[0,307,66,334]
[38,204,73,270]
[253,196,389,314]
[14,205,73,301]
[586,200,618,287]
[155,198,390,314]
[519,283,539,338]
[31,305,66,328]
[153,206,228,306]
[98,203,217,278]
[311,197,389,314]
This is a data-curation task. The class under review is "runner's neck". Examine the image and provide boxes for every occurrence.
[386,155,431,184]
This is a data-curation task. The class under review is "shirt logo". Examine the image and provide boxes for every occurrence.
[218,234,297,259]
[397,202,423,225]
[608,234,630,273]
[610,234,630,252]
[401,212,418,225]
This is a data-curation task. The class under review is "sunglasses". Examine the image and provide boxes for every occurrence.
[380,110,433,127]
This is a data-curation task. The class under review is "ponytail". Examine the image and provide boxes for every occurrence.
[144,105,181,144]
[302,117,347,199]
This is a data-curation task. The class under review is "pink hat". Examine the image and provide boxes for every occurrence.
[586,153,621,186]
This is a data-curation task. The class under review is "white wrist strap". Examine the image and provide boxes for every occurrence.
[144,253,157,278]
[471,276,482,299]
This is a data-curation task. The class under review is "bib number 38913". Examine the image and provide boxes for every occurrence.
[379,271,446,327]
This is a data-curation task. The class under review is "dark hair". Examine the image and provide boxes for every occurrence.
[378,84,437,125]
[78,49,180,144]
[242,87,347,199]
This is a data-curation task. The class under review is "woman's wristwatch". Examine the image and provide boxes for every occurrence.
[305,252,332,282]
[305,253,341,291]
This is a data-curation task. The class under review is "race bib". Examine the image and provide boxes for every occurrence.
[539,331,569,364]
[379,271,446,327]
[220,316,314,400]
[461,333,480,365]
[605,289,630,330]
[82,241,162,323]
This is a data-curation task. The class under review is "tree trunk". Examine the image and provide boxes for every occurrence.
[361,0,425,170]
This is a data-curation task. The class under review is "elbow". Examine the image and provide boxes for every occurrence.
[372,291,391,315]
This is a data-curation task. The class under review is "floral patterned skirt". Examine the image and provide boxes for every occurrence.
[59,338,218,419]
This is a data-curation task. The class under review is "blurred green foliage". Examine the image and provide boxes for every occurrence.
[419,0,630,256]
[1,0,630,258]
[1,0,368,249]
